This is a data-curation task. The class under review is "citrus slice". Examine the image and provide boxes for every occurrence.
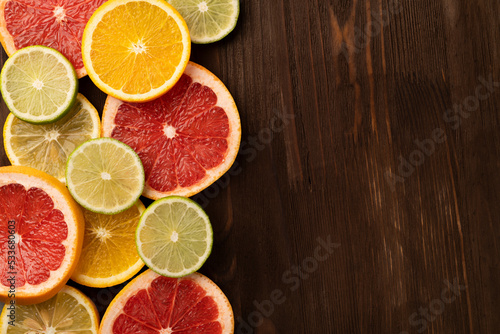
[82,0,191,102]
[100,270,234,333]
[0,0,107,78]
[168,0,239,44]
[3,93,100,183]
[66,138,145,215]
[72,201,145,288]
[102,62,241,199]
[0,166,84,305]
[0,285,99,333]
[136,196,213,278]
[0,45,78,124]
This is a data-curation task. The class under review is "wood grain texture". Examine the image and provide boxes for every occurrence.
[1,0,499,333]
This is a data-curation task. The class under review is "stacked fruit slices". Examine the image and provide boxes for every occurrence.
[0,0,241,333]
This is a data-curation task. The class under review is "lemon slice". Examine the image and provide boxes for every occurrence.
[66,138,145,215]
[136,196,213,278]
[72,201,145,288]
[82,0,191,102]
[3,93,100,183]
[0,46,78,124]
[0,286,99,333]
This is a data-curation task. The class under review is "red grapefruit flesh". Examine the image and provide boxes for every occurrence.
[100,270,234,334]
[102,62,241,200]
[0,166,84,305]
[0,0,107,78]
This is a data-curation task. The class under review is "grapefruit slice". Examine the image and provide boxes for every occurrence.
[0,166,84,305]
[100,269,234,334]
[0,0,107,78]
[102,62,241,200]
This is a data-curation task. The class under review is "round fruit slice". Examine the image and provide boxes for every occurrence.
[72,201,145,288]
[65,138,145,215]
[82,0,191,102]
[0,285,99,333]
[100,270,234,333]
[0,0,107,78]
[136,196,213,278]
[102,62,241,199]
[3,93,100,183]
[168,0,239,44]
[0,166,84,305]
[0,45,78,124]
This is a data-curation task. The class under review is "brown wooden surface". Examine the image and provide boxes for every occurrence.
[1,0,500,333]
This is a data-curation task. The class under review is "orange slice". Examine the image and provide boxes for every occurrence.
[100,269,234,333]
[81,0,191,102]
[71,201,145,288]
[0,166,84,305]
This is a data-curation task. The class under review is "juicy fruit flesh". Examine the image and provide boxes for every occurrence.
[7,97,98,181]
[77,204,142,279]
[3,49,73,117]
[4,288,96,333]
[113,276,221,333]
[4,0,107,72]
[0,183,68,288]
[111,74,230,193]
[90,1,184,94]
[138,200,210,275]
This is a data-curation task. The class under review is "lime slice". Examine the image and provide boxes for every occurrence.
[0,45,78,124]
[0,286,99,333]
[3,93,100,183]
[168,0,239,44]
[136,196,213,277]
[66,138,145,215]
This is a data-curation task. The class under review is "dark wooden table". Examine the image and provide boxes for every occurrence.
[1,0,499,333]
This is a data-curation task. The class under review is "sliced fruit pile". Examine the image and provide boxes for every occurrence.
[0,0,240,332]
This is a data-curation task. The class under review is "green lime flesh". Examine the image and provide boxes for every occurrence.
[66,138,145,215]
[0,46,78,124]
[136,196,213,278]
[168,0,240,44]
